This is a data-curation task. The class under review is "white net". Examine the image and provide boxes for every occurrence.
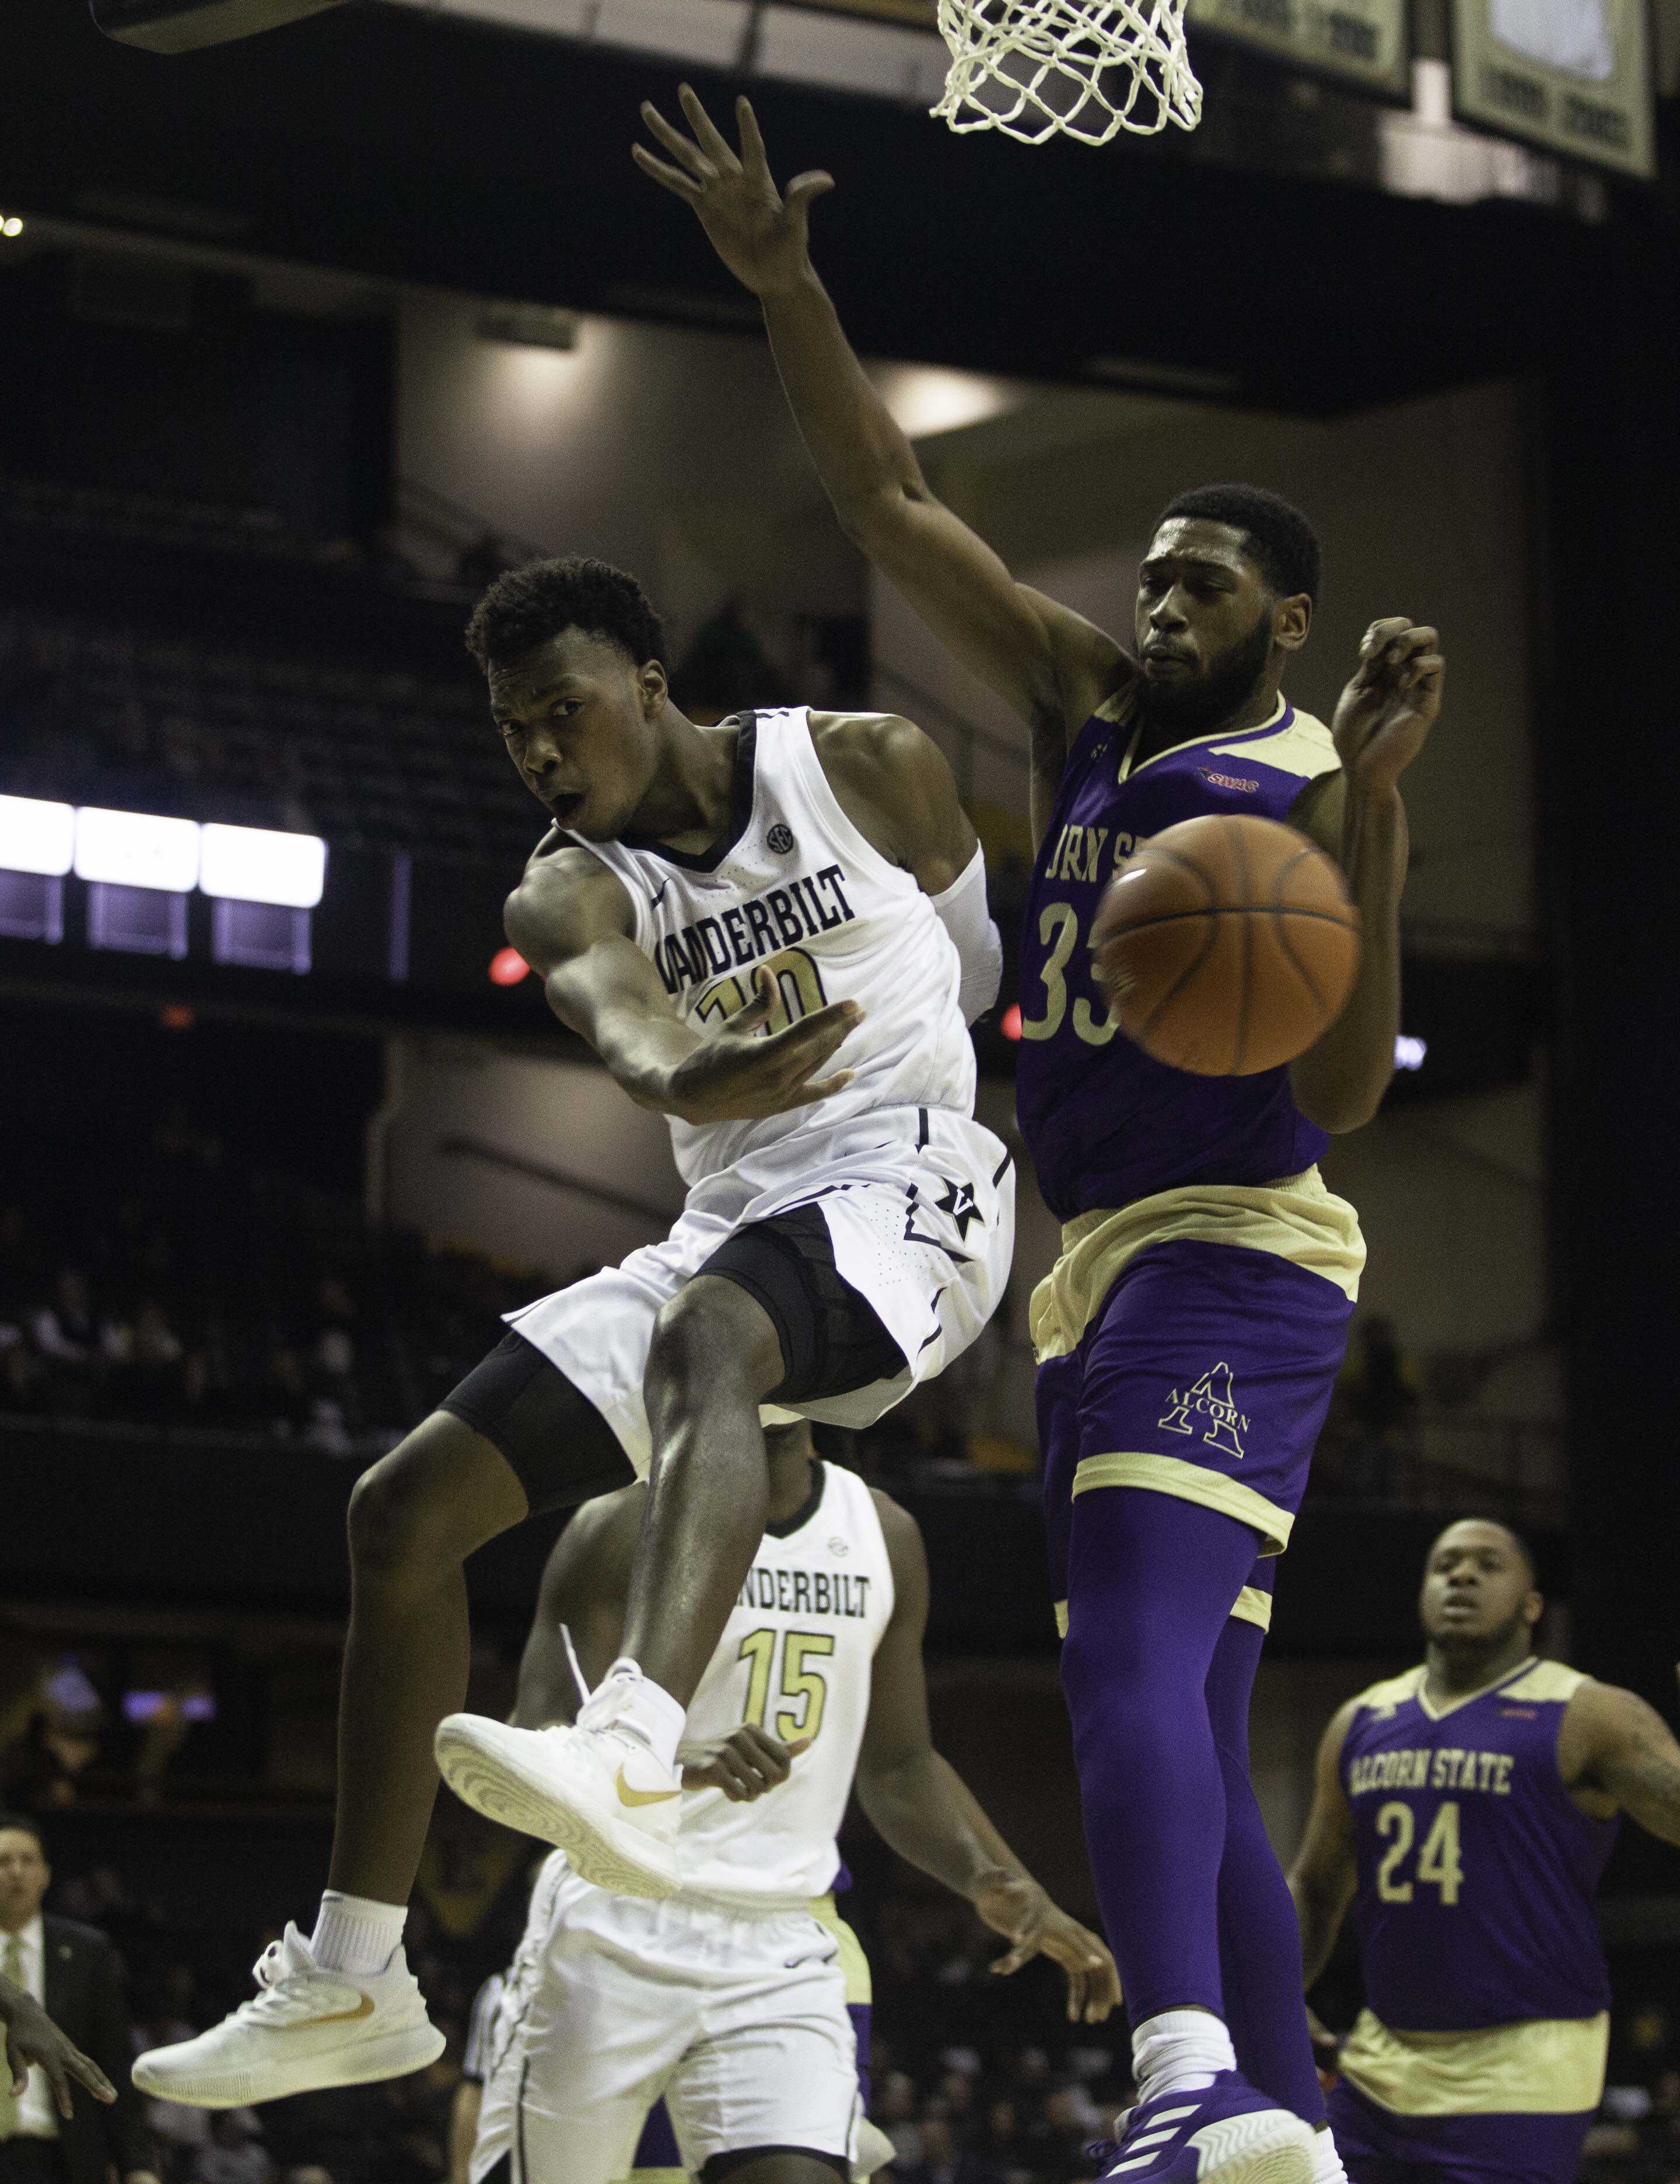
[931,0,1201,146]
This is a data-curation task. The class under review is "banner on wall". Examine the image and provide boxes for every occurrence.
[1450,0,1656,177]
[1187,0,1410,97]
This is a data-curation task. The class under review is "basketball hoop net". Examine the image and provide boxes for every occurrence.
[931,0,1201,146]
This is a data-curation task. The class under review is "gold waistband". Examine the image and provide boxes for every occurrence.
[1030,1166,1364,1363]
[1338,2008,1609,2116]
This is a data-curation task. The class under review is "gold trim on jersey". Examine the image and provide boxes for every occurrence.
[1352,1658,1590,1726]
[1030,1167,1364,1366]
[1337,2008,1609,2117]
[1499,1661,1591,1707]
[1205,713,1340,783]
[810,1893,873,2008]
[1054,1580,1271,1639]
[1231,1583,1273,1632]
[1089,693,1339,788]
[1071,1451,1294,1556]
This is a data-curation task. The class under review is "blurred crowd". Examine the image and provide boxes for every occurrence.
[0,1088,575,1457]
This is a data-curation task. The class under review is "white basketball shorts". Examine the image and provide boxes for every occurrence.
[503,1105,1014,1476]
[471,1860,871,2184]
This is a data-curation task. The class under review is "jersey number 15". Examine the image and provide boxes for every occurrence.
[738,1628,835,1745]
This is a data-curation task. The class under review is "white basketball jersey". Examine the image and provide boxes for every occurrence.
[675,1459,894,1905]
[564,708,977,1187]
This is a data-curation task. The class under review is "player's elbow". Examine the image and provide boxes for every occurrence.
[834,477,926,550]
[1293,1060,1391,1135]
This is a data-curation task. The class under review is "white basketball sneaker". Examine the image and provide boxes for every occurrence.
[435,1688,681,1901]
[131,1923,444,2107]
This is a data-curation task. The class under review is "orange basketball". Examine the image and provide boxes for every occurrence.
[1090,814,1361,1077]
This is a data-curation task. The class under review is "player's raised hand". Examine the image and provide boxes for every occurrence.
[665,970,862,1124]
[1331,617,1444,799]
[634,86,834,298]
[681,1725,812,1801]
[972,1873,1122,2024]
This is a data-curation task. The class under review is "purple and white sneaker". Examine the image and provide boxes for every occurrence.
[1088,2073,1316,2183]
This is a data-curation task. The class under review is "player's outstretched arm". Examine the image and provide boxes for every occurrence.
[1287,1699,1360,1992]
[1559,1678,1680,1845]
[852,1494,1121,2024]
[1289,618,1443,1132]
[506,846,862,1125]
[634,87,1125,846]
[0,1973,117,2118]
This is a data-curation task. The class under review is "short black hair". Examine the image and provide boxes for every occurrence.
[1157,484,1322,606]
[1433,1517,1539,1587]
[0,1811,46,1852]
[464,556,666,674]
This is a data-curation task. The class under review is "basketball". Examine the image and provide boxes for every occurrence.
[1090,814,1360,1077]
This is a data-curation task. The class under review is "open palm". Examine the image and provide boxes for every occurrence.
[634,86,834,298]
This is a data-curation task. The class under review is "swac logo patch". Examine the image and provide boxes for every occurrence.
[766,822,796,854]
[1158,1363,1251,1460]
[1201,770,1259,793]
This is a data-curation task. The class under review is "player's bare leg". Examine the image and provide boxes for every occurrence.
[329,1413,530,1901]
[132,1411,528,2107]
[622,1275,784,1701]
[716,2156,856,2183]
[436,1276,787,1894]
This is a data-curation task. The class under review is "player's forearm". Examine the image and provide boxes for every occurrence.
[448,2082,482,2184]
[1290,788,1406,1133]
[1288,1870,1348,1991]
[547,975,704,1117]
[1605,1751,1680,1846]
[760,269,929,539]
[856,1748,1020,1902]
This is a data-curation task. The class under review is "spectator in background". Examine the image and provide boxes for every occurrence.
[190,2113,270,2184]
[27,1274,101,1370]
[4,1668,106,1814]
[1338,1314,1420,1499]
[899,2113,1005,2184]
[304,1280,360,1455]
[876,2070,923,2172]
[0,1814,160,2184]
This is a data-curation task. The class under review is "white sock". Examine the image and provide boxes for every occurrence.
[1311,2127,1349,2183]
[1132,2009,1237,2102]
[310,1890,407,1976]
[596,1658,685,1774]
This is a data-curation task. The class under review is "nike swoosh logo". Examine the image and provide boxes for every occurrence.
[616,1766,680,1809]
[286,1994,376,2030]
[652,883,670,907]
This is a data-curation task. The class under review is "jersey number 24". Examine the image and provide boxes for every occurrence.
[1376,1800,1464,1906]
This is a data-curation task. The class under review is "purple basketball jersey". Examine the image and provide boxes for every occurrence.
[1340,1659,1616,2034]
[1017,696,1339,1221]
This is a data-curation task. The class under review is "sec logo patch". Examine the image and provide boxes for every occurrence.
[766,822,796,854]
